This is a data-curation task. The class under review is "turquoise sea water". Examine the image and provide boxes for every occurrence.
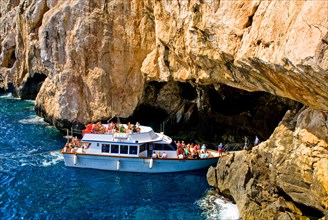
[0,95,239,220]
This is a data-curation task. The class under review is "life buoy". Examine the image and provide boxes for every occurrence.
[116,161,120,170]
[73,154,77,165]
[149,158,153,169]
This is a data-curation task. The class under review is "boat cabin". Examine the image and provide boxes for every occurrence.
[66,124,177,158]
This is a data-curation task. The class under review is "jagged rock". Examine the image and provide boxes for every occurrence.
[208,107,328,219]
[1,0,327,124]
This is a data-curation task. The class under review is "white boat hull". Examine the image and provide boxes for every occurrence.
[63,153,219,173]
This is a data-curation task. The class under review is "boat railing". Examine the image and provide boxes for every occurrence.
[222,143,245,152]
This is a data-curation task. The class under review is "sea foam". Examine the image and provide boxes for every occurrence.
[41,151,64,167]
[18,115,48,125]
[197,189,240,220]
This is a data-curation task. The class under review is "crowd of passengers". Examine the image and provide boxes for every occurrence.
[63,136,83,153]
[152,140,212,159]
[84,121,141,135]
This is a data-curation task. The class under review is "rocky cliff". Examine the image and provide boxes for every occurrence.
[207,106,328,219]
[1,0,327,219]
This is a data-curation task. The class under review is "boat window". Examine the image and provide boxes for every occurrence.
[120,145,128,154]
[129,145,138,155]
[111,144,119,153]
[164,144,175,151]
[101,144,110,153]
[139,144,146,153]
[154,144,163,150]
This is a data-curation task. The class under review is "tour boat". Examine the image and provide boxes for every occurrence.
[61,123,220,173]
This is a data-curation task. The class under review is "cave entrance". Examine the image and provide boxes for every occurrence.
[127,81,300,146]
[20,72,47,100]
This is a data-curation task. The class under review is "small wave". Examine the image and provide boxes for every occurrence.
[0,93,21,100]
[24,99,36,104]
[0,93,13,98]
[197,189,240,220]
[40,151,64,167]
[18,115,48,125]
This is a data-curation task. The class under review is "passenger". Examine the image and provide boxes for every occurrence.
[184,146,189,157]
[157,152,161,158]
[201,144,206,151]
[177,145,184,157]
[63,144,68,153]
[175,140,181,148]
[200,150,206,158]
[119,125,125,133]
[192,150,200,159]
[189,144,194,154]
[127,122,132,130]
[152,151,157,159]
[161,152,167,159]
[254,136,260,146]
[71,137,80,147]
[195,144,200,151]
[218,143,223,156]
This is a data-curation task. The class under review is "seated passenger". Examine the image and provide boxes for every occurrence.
[152,151,157,159]
[200,150,207,158]
[201,144,206,151]
[157,152,161,158]
[119,125,125,133]
[71,137,80,147]
[127,122,133,130]
[192,150,200,159]
[161,152,167,159]
[184,147,189,156]
[177,146,184,157]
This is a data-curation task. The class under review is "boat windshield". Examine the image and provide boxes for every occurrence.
[153,143,177,151]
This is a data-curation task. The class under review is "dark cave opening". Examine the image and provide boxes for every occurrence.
[179,82,197,100]
[128,81,299,147]
[20,72,47,100]
[124,104,168,132]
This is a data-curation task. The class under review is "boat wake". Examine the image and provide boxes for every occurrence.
[18,115,48,125]
[40,151,64,167]
[197,189,240,220]
[16,150,64,167]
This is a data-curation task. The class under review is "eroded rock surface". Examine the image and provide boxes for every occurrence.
[207,107,328,219]
[0,0,327,123]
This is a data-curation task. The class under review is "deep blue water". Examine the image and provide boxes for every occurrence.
[0,96,237,220]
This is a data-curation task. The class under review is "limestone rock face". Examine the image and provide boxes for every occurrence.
[207,106,328,219]
[0,0,327,124]
[9,0,156,125]
[142,0,328,110]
